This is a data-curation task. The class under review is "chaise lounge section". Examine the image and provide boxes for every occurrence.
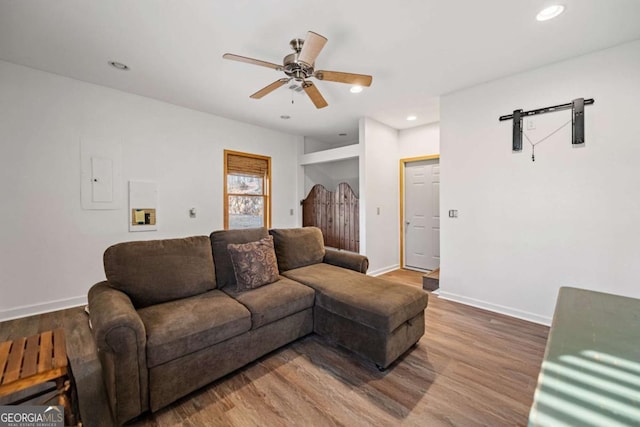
[270,227,427,370]
[88,227,428,424]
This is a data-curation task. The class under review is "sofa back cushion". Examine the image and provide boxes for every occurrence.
[210,227,269,289]
[269,227,325,272]
[104,236,216,308]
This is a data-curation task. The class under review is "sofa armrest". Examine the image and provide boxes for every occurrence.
[88,282,149,425]
[323,248,369,274]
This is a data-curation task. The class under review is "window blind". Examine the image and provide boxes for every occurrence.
[226,153,268,176]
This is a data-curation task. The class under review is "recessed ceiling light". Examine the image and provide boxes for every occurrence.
[406,115,417,121]
[350,86,363,93]
[108,61,129,71]
[536,5,565,21]
[280,115,291,120]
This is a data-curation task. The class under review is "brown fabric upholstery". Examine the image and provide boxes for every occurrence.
[148,308,313,412]
[269,227,325,272]
[323,248,369,273]
[223,276,315,329]
[282,263,428,333]
[90,228,429,423]
[138,290,251,367]
[210,227,269,289]
[88,282,149,424]
[314,306,425,369]
[103,236,215,308]
[227,236,279,291]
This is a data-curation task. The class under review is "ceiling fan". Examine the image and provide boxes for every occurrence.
[223,31,373,109]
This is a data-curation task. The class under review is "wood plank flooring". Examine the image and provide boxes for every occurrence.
[0,270,549,426]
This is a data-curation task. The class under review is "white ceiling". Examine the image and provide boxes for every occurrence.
[1,1,639,142]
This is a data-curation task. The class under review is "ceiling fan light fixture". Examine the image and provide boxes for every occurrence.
[223,30,373,109]
[350,85,363,93]
[536,5,565,21]
[406,115,417,121]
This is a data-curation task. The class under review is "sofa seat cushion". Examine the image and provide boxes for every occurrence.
[223,277,315,329]
[138,290,251,367]
[282,263,428,333]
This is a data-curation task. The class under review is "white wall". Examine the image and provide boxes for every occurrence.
[360,118,400,275]
[304,136,358,154]
[0,60,301,321]
[303,158,359,197]
[296,142,361,223]
[440,40,640,325]
[357,120,441,275]
[398,122,440,159]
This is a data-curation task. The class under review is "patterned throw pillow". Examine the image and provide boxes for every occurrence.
[227,236,280,292]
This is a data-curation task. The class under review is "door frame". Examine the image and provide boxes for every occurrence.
[399,154,440,269]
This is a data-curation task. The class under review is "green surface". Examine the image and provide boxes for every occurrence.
[529,287,640,427]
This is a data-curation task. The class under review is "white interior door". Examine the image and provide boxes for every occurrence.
[404,159,440,271]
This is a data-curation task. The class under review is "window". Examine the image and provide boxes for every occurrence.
[224,150,271,229]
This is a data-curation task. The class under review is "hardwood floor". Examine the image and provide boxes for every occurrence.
[380,268,425,288]
[0,270,549,426]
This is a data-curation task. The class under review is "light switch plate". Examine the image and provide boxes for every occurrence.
[527,119,536,130]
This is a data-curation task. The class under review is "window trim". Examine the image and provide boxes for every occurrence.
[224,149,272,230]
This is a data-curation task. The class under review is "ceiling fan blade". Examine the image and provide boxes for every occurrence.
[315,70,373,87]
[302,82,328,109]
[250,78,290,99]
[298,31,328,66]
[223,53,282,70]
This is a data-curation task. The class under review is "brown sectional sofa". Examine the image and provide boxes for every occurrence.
[88,227,428,425]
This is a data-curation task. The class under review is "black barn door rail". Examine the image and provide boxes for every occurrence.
[499,98,594,151]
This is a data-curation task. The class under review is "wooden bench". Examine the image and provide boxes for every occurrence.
[0,328,78,425]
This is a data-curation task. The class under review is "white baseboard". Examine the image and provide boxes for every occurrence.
[368,264,400,277]
[438,291,552,326]
[0,295,87,322]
